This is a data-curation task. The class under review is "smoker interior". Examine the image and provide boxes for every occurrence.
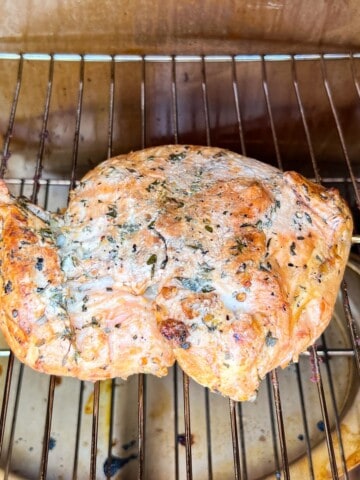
[0,53,359,480]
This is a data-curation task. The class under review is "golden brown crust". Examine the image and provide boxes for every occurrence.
[0,190,74,377]
[0,146,353,400]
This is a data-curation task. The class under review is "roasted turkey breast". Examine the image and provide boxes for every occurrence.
[0,146,353,401]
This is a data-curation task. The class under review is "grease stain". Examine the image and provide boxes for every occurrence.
[103,454,137,477]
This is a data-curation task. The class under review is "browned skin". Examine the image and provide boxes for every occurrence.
[0,191,75,376]
[0,146,353,400]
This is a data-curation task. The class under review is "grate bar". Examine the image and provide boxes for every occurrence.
[261,56,283,171]
[105,380,116,480]
[137,375,146,480]
[0,52,358,62]
[229,399,241,480]
[183,373,193,480]
[237,403,248,480]
[3,364,24,480]
[0,55,23,177]
[291,56,321,183]
[107,56,116,160]
[72,381,85,480]
[141,57,146,149]
[171,56,179,144]
[69,56,85,190]
[266,375,281,477]
[43,179,51,210]
[90,381,101,480]
[231,56,247,156]
[300,348,356,357]
[201,56,211,147]
[1,52,359,62]
[320,55,360,209]
[173,366,180,480]
[39,375,56,480]
[270,369,290,479]
[0,354,14,458]
[205,389,213,480]
[295,363,315,479]
[310,345,339,479]
[350,53,360,105]
[31,55,55,204]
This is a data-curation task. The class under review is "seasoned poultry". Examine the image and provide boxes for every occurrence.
[0,146,352,401]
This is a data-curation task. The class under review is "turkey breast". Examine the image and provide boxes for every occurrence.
[0,146,353,400]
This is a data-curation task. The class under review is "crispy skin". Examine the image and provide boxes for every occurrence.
[0,146,353,400]
[0,183,174,381]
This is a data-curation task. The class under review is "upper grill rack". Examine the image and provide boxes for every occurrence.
[0,53,359,480]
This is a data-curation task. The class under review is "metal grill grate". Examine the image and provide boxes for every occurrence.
[0,53,359,480]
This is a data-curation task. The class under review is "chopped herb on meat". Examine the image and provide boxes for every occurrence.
[169,152,186,162]
[176,276,215,293]
[230,238,247,255]
[259,262,272,272]
[147,254,157,277]
[35,257,44,271]
[39,228,53,241]
[4,280,12,294]
[107,205,118,218]
[305,212,312,224]
[166,197,185,208]
[146,179,166,192]
[147,254,157,265]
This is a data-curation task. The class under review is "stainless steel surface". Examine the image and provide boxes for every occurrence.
[0,53,359,479]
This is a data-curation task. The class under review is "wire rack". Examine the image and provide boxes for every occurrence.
[0,53,359,480]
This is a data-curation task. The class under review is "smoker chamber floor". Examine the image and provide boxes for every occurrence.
[0,53,359,480]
